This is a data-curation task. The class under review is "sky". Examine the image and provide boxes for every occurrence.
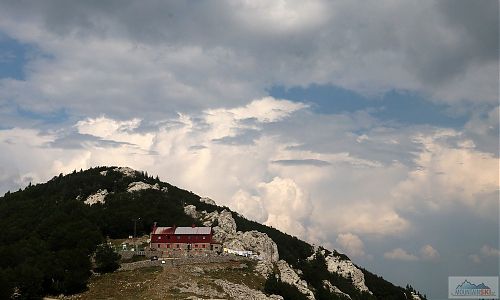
[0,1,498,298]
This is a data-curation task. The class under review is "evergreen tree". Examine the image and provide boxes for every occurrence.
[94,244,121,274]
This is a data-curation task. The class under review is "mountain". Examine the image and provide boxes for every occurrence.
[0,166,427,299]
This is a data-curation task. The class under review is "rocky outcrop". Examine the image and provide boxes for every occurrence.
[113,167,137,177]
[184,205,199,219]
[200,210,219,227]
[185,205,279,263]
[212,210,237,242]
[255,260,274,278]
[215,279,283,300]
[325,254,371,294]
[200,197,216,205]
[323,280,351,299]
[83,189,108,206]
[225,231,279,263]
[127,181,160,192]
[277,260,315,300]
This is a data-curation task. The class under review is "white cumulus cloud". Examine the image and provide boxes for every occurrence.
[384,248,419,261]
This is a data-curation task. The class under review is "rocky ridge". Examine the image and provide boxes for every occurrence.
[323,280,352,299]
[276,260,315,300]
[323,252,371,294]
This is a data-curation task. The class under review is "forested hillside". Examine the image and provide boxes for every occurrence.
[0,167,426,299]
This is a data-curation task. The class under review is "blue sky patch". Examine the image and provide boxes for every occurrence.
[268,84,468,128]
[0,32,33,80]
[16,105,69,124]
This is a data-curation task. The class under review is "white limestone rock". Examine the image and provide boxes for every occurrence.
[184,205,279,263]
[225,231,279,263]
[100,170,108,176]
[277,260,315,300]
[84,189,108,206]
[215,279,283,300]
[212,210,237,243]
[127,181,160,192]
[411,291,423,300]
[113,167,137,177]
[200,210,220,227]
[325,254,371,294]
[254,260,274,278]
[323,280,351,299]
[184,205,199,219]
[200,197,216,205]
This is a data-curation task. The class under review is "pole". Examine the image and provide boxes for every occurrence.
[133,217,141,252]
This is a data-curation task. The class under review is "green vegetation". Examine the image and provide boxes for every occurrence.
[0,166,195,299]
[0,166,426,299]
[94,244,121,273]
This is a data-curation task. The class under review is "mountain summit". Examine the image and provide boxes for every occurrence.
[0,166,426,299]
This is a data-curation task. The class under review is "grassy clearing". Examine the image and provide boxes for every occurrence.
[64,267,162,300]
[63,260,266,299]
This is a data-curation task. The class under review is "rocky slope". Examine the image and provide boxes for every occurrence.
[0,166,427,300]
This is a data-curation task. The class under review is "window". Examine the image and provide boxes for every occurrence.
[157,244,160,248]
[176,244,179,248]
[195,244,198,248]
[202,236,206,240]
[202,244,205,248]
[167,244,170,248]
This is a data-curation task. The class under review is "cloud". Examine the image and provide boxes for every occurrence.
[469,254,482,264]
[336,233,367,258]
[479,245,500,257]
[468,245,500,264]
[271,159,331,167]
[420,244,440,261]
[384,248,419,261]
[392,129,499,218]
[0,0,496,126]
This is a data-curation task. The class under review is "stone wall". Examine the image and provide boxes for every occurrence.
[119,254,249,271]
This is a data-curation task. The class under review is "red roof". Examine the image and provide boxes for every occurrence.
[152,226,175,234]
[151,226,211,235]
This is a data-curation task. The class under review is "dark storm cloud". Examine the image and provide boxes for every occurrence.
[0,0,496,113]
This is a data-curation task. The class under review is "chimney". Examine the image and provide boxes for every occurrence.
[191,224,196,228]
